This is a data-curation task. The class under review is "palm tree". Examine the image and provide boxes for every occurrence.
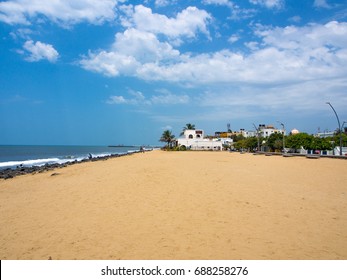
[180,123,196,136]
[160,130,175,149]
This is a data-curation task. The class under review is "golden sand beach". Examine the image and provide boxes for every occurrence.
[0,150,346,260]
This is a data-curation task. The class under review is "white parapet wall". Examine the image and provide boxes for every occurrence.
[177,139,223,151]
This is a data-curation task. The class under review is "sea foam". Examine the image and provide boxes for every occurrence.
[0,145,143,170]
[0,158,61,169]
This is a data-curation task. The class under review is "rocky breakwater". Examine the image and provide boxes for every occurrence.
[0,151,142,180]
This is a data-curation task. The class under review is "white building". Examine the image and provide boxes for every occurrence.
[219,138,233,146]
[258,124,285,138]
[240,125,285,138]
[240,129,256,138]
[176,129,223,151]
[315,130,335,138]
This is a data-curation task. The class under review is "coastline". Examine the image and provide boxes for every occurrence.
[0,150,346,260]
[0,150,143,180]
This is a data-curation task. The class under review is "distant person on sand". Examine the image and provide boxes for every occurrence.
[140,146,145,153]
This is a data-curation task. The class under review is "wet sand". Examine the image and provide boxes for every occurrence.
[0,150,346,260]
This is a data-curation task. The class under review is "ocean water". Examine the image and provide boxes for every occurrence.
[0,145,141,170]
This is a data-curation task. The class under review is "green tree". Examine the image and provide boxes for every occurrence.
[234,139,247,151]
[273,139,283,151]
[266,132,284,151]
[311,137,332,150]
[232,134,245,142]
[329,133,347,147]
[180,123,196,136]
[245,136,259,151]
[286,133,313,150]
[286,133,333,151]
[160,130,175,149]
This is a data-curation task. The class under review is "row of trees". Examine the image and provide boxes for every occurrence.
[234,132,347,152]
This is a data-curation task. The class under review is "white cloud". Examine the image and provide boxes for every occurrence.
[134,21,347,84]
[80,50,139,77]
[154,0,173,7]
[80,28,181,76]
[107,90,149,105]
[120,5,211,39]
[288,16,301,23]
[0,0,119,26]
[113,28,180,63]
[249,0,284,9]
[151,92,190,105]
[202,0,257,20]
[107,89,189,106]
[229,7,257,20]
[313,0,332,9]
[107,95,127,104]
[228,34,240,43]
[10,28,33,40]
[244,41,259,50]
[23,40,59,62]
[256,21,347,50]
[81,21,347,89]
[196,77,347,118]
[202,0,231,5]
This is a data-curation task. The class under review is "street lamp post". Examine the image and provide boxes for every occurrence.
[277,121,286,153]
[252,123,260,152]
[326,102,342,156]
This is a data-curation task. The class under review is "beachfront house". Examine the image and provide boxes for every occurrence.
[257,124,286,138]
[176,129,223,151]
[225,125,285,139]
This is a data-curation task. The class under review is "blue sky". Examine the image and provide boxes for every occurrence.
[1,0,347,146]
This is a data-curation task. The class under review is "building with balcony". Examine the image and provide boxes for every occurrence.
[257,124,285,137]
[176,129,223,151]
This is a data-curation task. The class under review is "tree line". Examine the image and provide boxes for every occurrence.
[234,132,347,152]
